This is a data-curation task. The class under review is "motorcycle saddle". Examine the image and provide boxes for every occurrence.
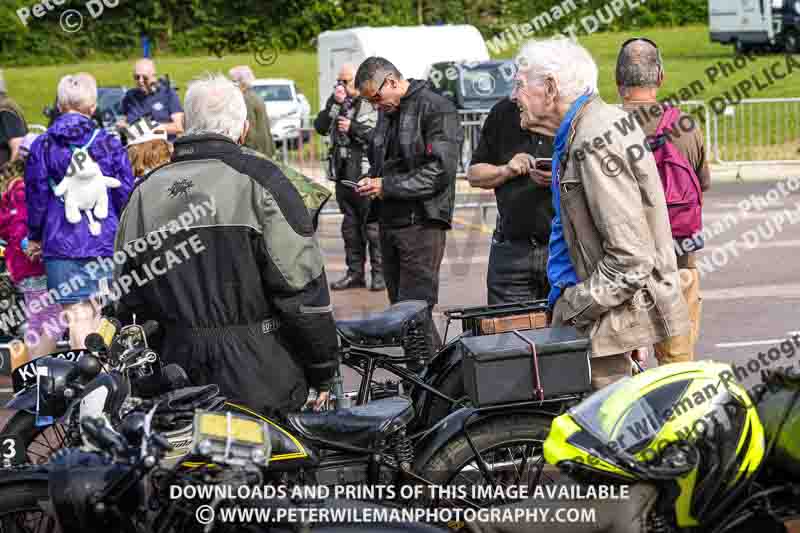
[287,397,414,449]
[336,300,428,347]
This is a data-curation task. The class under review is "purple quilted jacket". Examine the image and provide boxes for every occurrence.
[25,113,134,259]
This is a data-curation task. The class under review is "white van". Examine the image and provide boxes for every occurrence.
[710,0,800,53]
[316,25,490,110]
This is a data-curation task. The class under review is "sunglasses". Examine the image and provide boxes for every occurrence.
[134,74,151,81]
[336,78,353,84]
[367,75,390,104]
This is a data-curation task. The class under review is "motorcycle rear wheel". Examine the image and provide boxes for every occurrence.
[0,479,55,532]
[417,413,556,508]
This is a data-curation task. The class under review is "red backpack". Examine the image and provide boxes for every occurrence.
[647,106,703,240]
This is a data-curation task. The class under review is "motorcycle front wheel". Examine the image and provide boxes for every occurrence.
[1,411,68,466]
[0,478,55,532]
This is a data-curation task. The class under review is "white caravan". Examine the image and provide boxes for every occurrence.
[316,25,490,110]
[710,0,800,53]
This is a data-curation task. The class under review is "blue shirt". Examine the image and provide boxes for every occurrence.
[121,85,183,141]
[546,93,592,309]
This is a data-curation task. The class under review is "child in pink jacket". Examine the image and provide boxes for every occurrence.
[0,153,65,358]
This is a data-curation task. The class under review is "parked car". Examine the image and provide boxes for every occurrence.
[251,78,311,146]
[44,85,128,134]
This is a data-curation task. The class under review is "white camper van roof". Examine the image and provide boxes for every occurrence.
[317,25,490,109]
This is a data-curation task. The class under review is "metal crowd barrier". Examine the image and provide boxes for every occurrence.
[277,98,800,222]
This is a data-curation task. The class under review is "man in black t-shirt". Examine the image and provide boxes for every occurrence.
[468,97,554,304]
[0,72,28,166]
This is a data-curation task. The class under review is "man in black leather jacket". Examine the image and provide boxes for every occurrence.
[354,57,462,351]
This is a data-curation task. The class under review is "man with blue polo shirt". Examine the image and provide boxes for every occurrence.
[119,59,184,141]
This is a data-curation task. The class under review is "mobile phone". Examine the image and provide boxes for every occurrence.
[340,180,360,189]
[534,158,553,171]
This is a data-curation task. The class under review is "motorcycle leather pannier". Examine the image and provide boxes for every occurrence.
[460,327,591,406]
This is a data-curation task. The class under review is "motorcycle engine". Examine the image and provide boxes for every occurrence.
[48,448,141,532]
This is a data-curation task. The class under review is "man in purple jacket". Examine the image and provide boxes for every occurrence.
[25,73,134,349]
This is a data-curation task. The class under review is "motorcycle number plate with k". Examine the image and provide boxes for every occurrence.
[11,349,89,393]
[0,434,26,466]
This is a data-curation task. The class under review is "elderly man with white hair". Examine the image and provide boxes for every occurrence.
[229,65,275,157]
[25,72,134,350]
[114,74,339,415]
[512,37,689,388]
[120,58,184,141]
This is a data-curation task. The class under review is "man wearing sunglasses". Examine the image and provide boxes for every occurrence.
[119,59,184,142]
[616,38,711,365]
[314,63,383,292]
[354,57,462,352]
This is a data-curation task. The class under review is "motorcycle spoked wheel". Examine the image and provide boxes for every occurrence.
[2,411,69,466]
[417,413,556,509]
[0,479,56,533]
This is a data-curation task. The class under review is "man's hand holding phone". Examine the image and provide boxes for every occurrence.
[530,157,552,187]
[356,177,383,200]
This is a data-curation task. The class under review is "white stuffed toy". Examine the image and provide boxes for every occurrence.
[54,147,121,236]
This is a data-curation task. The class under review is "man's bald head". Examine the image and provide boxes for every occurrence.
[615,39,662,89]
[337,63,358,97]
[134,59,157,92]
[338,63,356,80]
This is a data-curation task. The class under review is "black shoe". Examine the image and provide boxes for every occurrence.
[370,273,386,291]
[331,273,366,291]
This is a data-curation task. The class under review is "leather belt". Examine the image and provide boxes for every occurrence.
[677,252,696,269]
[177,317,282,337]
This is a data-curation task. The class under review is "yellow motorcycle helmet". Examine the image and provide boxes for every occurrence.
[544,361,766,528]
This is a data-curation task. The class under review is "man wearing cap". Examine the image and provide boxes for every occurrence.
[0,71,28,165]
[229,66,275,158]
[119,59,184,142]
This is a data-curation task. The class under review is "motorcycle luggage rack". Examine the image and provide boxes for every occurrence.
[442,299,550,338]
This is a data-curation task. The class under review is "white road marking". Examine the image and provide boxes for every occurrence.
[715,339,786,348]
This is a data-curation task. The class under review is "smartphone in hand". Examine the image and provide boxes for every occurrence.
[340,180,360,189]
[534,158,553,172]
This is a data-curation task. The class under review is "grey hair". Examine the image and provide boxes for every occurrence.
[229,65,256,89]
[57,73,97,113]
[354,57,403,91]
[516,38,598,102]
[616,39,663,89]
[183,74,247,142]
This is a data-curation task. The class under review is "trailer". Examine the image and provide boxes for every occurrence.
[316,25,490,111]
[710,0,800,53]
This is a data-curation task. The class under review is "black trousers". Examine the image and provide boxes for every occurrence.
[335,181,381,278]
[380,222,447,351]
[486,234,550,305]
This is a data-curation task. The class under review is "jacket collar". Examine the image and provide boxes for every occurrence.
[172,133,241,162]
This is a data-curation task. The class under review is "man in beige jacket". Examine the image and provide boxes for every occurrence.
[513,37,689,389]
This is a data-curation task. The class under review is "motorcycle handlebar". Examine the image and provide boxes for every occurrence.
[81,417,127,455]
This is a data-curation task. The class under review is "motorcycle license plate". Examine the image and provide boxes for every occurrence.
[11,349,89,393]
[0,434,27,466]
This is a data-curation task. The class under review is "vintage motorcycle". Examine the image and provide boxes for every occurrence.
[536,360,800,533]
[2,300,590,506]
[0,408,448,532]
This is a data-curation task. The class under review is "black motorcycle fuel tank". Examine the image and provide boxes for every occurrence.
[79,372,130,425]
